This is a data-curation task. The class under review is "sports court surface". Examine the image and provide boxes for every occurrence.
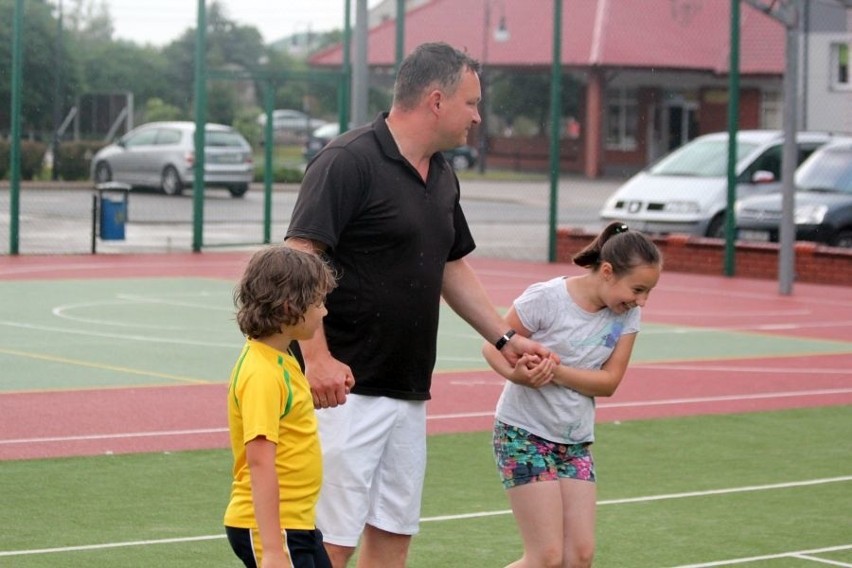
[0,251,850,567]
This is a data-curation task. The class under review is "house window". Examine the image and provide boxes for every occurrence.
[832,42,850,89]
[605,88,638,151]
[761,91,782,129]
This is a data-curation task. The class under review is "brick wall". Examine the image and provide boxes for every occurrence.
[556,228,852,286]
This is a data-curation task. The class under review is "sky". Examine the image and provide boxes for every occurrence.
[103,0,381,47]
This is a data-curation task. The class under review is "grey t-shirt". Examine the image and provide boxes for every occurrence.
[494,276,641,444]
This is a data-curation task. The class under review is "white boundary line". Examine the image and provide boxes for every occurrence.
[2,477,849,559]
[669,544,852,567]
[2,388,851,447]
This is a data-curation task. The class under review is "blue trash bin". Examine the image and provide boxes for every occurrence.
[99,193,127,240]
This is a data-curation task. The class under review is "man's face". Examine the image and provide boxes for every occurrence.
[438,69,482,150]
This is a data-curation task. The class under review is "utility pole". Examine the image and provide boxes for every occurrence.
[742,0,801,295]
[352,0,369,127]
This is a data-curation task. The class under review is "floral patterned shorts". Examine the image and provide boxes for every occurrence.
[493,420,596,489]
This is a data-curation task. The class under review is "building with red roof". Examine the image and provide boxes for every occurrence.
[311,0,849,177]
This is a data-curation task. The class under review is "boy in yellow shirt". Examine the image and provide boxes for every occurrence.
[224,245,338,568]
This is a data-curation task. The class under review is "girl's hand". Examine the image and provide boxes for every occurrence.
[507,353,555,388]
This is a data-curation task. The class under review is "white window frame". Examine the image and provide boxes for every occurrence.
[760,91,782,129]
[831,42,850,91]
[604,87,638,151]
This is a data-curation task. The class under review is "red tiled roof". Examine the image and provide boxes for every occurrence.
[310,0,784,75]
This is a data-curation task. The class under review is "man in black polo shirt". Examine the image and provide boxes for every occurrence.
[285,42,552,568]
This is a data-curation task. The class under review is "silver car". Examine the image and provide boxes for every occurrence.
[599,130,832,237]
[91,121,254,197]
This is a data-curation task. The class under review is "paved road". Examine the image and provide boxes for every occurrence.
[1,176,626,259]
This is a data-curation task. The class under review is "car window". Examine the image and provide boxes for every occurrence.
[206,130,246,148]
[796,145,852,193]
[742,145,782,180]
[649,139,759,177]
[797,143,823,165]
[123,129,158,147]
[156,128,182,145]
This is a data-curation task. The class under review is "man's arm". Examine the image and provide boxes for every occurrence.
[441,258,554,365]
[284,238,354,408]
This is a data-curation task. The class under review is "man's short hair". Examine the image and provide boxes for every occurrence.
[393,42,481,111]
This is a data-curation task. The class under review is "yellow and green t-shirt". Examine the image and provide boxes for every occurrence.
[224,339,321,530]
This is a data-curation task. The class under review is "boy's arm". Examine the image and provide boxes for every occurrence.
[246,437,288,566]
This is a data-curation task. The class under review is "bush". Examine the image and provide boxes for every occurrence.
[0,141,48,180]
[253,165,304,185]
[0,142,8,179]
[274,166,304,184]
[20,141,47,180]
[56,141,109,181]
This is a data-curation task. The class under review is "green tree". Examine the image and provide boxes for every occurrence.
[142,98,185,122]
[161,1,265,124]
[0,0,79,136]
[490,70,582,135]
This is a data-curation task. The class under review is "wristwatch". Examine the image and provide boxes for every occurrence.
[494,329,516,350]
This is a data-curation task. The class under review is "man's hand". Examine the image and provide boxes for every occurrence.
[305,353,355,409]
[501,334,560,367]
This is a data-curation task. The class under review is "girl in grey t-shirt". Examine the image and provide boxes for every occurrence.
[482,222,662,567]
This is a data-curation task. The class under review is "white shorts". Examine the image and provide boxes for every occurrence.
[315,394,427,547]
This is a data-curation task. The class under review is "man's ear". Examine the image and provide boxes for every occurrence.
[428,90,443,113]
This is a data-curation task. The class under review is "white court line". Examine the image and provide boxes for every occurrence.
[2,477,849,558]
[669,544,852,567]
[632,364,852,374]
[3,388,851,447]
[793,554,852,567]
[428,388,852,420]
[0,320,237,348]
[0,427,227,446]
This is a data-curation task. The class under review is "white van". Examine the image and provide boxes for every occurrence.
[599,130,833,237]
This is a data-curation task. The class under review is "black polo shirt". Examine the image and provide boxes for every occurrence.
[286,113,476,400]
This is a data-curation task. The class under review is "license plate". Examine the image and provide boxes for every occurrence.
[738,229,771,242]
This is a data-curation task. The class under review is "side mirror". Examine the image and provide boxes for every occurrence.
[751,170,776,184]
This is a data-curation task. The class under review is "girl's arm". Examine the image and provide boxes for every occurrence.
[246,437,288,567]
[481,307,555,388]
[551,332,638,397]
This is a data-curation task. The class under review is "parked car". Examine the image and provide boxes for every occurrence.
[91,121,254,197]
[599,130,833,237]
[257,109,328,135]
[302,122,479,170]
[735,136,852,248]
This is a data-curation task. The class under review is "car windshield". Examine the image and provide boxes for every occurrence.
[648,140,759,177]
[795,146,852,194]
[206,131,245,148]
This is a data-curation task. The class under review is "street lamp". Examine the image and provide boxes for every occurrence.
[478,0,510,174]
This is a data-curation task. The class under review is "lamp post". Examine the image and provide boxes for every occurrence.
[478,0,510,174]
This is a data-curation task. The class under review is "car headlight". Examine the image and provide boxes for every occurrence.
[794,204,828,225]
[662,201,701,214]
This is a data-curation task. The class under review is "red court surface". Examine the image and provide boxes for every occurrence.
[1,252,850,461]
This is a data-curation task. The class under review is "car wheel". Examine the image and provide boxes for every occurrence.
[228,183,249,198]
[451,154,471,171]
[94,162,112,184]
[831,229,852,248]
[705,213,726,239]
[161,166,183,196]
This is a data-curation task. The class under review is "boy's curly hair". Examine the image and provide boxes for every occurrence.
[234,246,337,339]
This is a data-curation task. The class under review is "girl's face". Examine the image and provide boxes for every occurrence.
[291,300,328,340]
[601,263,661,314]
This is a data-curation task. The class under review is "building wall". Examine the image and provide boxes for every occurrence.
[804,33,852,133]
[802,2,852,133]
